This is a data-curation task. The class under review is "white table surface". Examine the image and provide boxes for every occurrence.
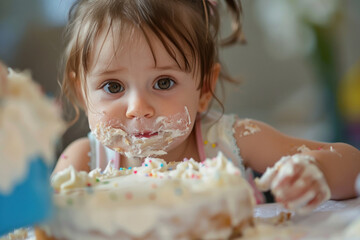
[21,198,360,240]
[240,197,360,239]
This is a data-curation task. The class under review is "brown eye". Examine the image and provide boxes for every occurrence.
[154,78,175,90]
[104,82,124,94]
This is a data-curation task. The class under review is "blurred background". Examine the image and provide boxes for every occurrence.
[1,0,359,160]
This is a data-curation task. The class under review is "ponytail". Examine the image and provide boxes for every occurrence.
[221,0,246,45]
[202,0,246,46]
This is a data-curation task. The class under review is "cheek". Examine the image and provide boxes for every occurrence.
[185,91,201,117]
[88,108,124,131]
[165,89,200,121]
[87,111,102,131]
[164,98,199,123]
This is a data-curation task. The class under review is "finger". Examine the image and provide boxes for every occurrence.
[271,160,305,191]
[306,180,331,207]
[274,174,315,203]
[295,191,324,214]
[285,189,316,212]
[307,190,325,208]
[255,166,279,191]
[282,176,330,214]
[255,157,292,191]
[274,160,321,203]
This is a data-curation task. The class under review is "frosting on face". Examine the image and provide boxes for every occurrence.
[49,151,255,239]
[91,107,191,158]
[0,69,65,194]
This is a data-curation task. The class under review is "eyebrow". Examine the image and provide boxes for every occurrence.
[92,64,183,77]
[90,67,126,77]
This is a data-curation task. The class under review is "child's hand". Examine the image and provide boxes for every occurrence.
[255,154,331,214]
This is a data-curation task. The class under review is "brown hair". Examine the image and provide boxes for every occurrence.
[60,0,244,124]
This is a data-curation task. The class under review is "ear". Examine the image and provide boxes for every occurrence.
[198,63,221,113]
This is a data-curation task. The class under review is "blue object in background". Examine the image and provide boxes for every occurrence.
[0,156,53,236]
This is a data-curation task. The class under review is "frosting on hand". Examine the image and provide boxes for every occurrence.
[255,154,331,214]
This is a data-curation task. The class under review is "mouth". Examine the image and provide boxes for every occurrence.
[133,132,158,138]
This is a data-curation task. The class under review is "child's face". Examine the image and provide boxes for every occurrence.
[83,26,206,158]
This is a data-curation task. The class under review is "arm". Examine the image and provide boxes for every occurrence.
[53,137,91,175]
[235,119,360,200]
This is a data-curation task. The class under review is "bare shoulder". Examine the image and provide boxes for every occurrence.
[53,137,91,174]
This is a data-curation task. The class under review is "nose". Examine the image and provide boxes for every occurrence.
[125,92,155,119]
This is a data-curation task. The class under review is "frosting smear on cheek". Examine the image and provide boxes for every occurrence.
[91,107,191,158]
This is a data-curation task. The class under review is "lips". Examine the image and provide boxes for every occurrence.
[133,132,158,138]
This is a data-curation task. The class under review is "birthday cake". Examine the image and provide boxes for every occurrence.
[39,152,255,240]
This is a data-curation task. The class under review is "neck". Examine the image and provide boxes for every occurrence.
[162,127,200,163]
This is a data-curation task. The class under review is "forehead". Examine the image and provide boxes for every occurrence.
[88,21,194,73]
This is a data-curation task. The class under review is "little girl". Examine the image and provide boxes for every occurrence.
[54,0,360,213]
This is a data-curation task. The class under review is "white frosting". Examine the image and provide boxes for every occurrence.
[297,144,311,153]
[48,151,255,239]
[92,107,191,158]
[234,118,261,137]
[0,69,65,194]
[255,154,331,214]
